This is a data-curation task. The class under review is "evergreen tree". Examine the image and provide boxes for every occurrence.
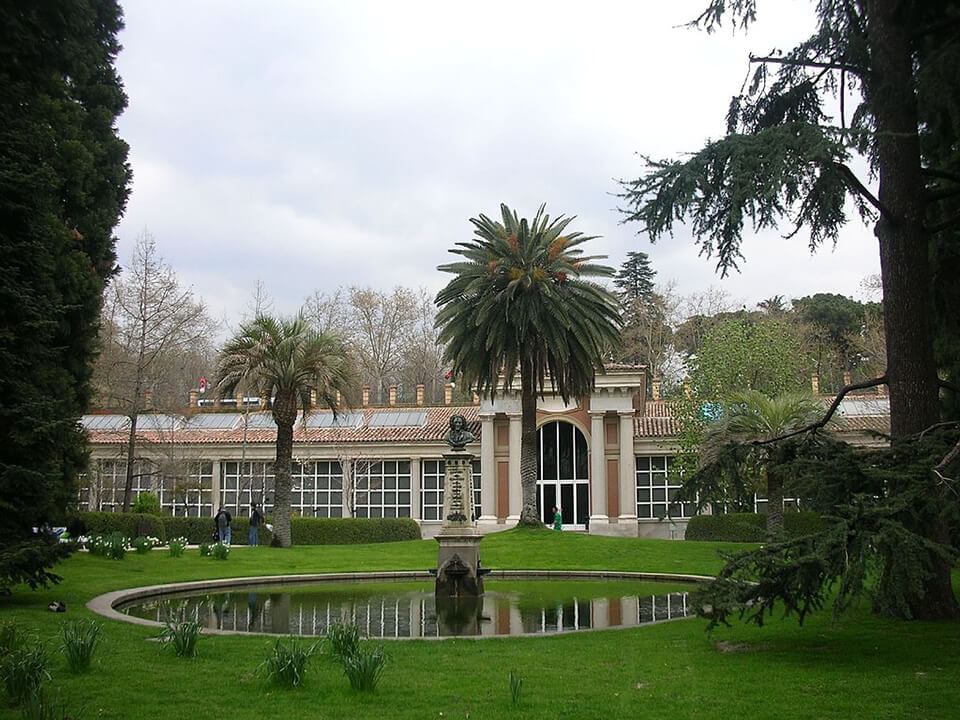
[0,1,131,589]
[613,251,657,302]
[621,0,960,619]
[614,252,675,376]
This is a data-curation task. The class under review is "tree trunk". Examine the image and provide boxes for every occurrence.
[518,358,541,526]
[868,0,958,619]
[121,413,138,512]
[764,466,784,537]
[272,392,297,548]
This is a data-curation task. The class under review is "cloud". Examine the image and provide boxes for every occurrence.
[114,0,879,326]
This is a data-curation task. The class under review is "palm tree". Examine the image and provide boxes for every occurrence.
[436,204,622,526]
[217,314,353,547]
[701,390,824,534]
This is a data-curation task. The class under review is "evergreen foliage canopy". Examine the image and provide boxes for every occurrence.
[622,0,960,619]
[0,0,131,590]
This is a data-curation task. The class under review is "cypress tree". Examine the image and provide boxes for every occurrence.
[0,1,131,589]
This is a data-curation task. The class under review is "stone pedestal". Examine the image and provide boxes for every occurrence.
[435,451,484,597]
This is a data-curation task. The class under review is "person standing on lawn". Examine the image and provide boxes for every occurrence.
[249,503,264,546]
[552,506,563,531]
[214,505,232,545]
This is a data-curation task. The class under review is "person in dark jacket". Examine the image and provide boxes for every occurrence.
[214,505,232,545]
[249,503,264,546]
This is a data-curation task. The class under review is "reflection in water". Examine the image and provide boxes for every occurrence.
[122,583,692,638]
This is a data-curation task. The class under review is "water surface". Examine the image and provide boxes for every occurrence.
[118,579,696,638]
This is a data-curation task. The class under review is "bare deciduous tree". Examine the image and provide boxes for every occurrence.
[93,231,217,511]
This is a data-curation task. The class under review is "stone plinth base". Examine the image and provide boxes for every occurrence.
[435,532,483,597]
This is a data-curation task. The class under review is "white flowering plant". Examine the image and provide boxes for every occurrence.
[132,536,163,554]
[167,537,189,558]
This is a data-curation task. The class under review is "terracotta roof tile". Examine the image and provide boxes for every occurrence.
[85,407,480,446]
[84,401,888,445]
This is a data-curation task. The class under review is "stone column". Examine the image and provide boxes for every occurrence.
[618,411,637,524]
[479,415,496,522]
[507,413,522,521]
[408,457,421,520]
[589,411,607,528]
[210,459,222,516]
[341,459,352,517]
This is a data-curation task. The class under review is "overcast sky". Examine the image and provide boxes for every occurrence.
[113,1,881,328]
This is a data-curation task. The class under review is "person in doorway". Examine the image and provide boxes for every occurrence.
[214,505,232,545]
[552,506,562,531]
[249,502,264,546]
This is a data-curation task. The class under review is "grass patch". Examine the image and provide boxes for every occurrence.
[0,528,958,719]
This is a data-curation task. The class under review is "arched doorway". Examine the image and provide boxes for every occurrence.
[537,421,589,529]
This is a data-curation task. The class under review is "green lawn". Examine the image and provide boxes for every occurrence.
[2,528,959,719]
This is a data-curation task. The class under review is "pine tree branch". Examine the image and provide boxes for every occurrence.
[939,378,960,395]
[925,213,960,234]
[752,376,889,446]
[921,167,960,184]
[830,162,893,220]
[926,186,960,202]
[749,54,864,75]
[933,438,960,495]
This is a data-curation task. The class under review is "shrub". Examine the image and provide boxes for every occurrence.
[198,543,211,557]
[159,620,201,658]
[210,542,229,560]
[131,492,161,515]
[340,643,386,692]
[784,511,828,537]
[167,537,188,558]
[685,513,765,542]
[162,517,219,545]
[325,622,360,663]
[131,536,161,555]
[61,619,100,673]
[0,642,49,706]
[290,517,420,545]
[259,638,318,687]
[684,511,827,542]
[66,512,418,547]
[68,513,166,543]
[85,533,128,560]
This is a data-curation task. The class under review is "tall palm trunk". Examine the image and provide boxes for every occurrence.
[518,358,540,526]
[272,392,297,547]
[764,466,784,537]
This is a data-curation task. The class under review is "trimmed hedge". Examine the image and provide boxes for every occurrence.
[66,512,420,545]
[684,511,827,542]
[73,512,167,542]
[291,517,420,545]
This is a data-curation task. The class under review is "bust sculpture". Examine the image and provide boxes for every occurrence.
[445,414,475,451]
